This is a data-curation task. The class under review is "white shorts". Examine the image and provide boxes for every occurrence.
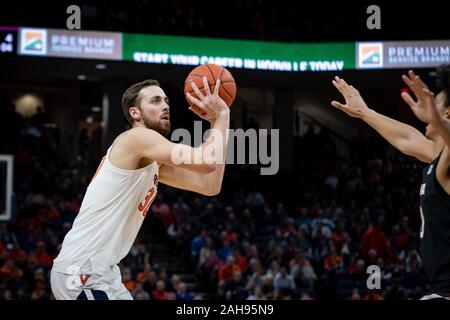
[420,293,450,300]
[50,265,133,300]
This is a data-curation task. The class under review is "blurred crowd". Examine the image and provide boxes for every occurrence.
[0,94,429,300]
[1,1,448,42]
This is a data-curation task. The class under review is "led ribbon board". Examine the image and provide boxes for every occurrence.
[357,40,450,69]
[18,27,122,60]
[123,33,355,72]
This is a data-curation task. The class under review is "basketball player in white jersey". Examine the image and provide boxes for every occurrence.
[50,77,230,300]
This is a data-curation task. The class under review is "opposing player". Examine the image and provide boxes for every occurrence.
[331,65,450,299]
[50,77,230,300]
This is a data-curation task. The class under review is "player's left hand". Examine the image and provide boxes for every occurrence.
[401,70,441,126]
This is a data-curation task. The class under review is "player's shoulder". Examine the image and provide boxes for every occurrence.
[126,126,160,137]
[115,127,163,153]
[120,127,158,142]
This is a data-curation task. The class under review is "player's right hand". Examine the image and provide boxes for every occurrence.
[186,77,229,123]
[331,76,371,119]
[401,70,440,126]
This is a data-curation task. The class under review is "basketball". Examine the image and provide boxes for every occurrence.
[184,64,237,108]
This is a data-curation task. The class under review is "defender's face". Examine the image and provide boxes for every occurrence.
[425,92,449,139]
[136,85,171,136]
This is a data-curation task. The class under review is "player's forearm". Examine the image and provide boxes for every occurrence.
[199,110,230,165]
[201,111,230,194]
[199,163,226,195]
[361,109,422,152]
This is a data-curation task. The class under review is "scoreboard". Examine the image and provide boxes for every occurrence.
[0,27,17,55]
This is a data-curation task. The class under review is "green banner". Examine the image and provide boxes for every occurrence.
[123,33,355,72]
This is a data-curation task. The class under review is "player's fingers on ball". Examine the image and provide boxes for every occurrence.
[190,81,205,99]
[214,78,220,96]
[192,99,208,112]
[186,92,205,108]
[190,105,207,117]
[202,77,211,96]
[195,106,208,116]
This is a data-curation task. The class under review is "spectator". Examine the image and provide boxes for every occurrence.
[360,218,389,259]
[132,283,150,300]
[273,267,296,295]
[175,282,193,301]
[151,280,169,300]
[31,241,53,269]
[191,230,207,264]
[121,267,135,292]
[218,256,241,283]
[350,288,361,300]
[169,274,181,292]
[247,286,266,300]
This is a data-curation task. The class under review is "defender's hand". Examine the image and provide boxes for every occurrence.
[401,70,440,126]
[331,76,371,119]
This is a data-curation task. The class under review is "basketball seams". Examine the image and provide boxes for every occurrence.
[219,67,224,83]
[219,87,232,101]
[184,74,204,87]
[185,74,220,88]
[205,64,217,83]
[220,80,234,99]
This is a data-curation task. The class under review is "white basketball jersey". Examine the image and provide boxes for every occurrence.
[53,146,159,276]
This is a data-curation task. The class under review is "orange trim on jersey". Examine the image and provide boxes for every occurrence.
[91,156,106,181]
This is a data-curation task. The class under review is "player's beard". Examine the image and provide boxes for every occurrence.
[141,113,171,137]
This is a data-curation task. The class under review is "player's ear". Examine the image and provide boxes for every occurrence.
[129,106,141,121]
[445,106,450,119]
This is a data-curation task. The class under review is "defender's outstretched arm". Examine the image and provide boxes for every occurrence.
[331,76,436,163]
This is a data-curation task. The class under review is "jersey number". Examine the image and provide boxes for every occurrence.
[138,187,156,217]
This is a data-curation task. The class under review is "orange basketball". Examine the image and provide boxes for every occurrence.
[184,64,237,108]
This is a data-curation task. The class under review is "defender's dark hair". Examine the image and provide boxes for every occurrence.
[436,64,450,108]
[121,79,160,126]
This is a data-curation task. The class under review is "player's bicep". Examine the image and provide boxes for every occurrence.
[130,127,216,173]
[400,131,435,163]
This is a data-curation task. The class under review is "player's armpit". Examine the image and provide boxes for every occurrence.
[158,164,220,196]
[126,127,217,174]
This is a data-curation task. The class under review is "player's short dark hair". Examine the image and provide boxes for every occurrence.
[436,64,450,108]
[121,79,160,126]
